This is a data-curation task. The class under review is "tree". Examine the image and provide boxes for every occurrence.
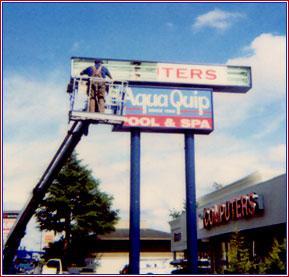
[169,200,199,221]
[35,152,119,265]
[169,200,186,220]
[169,208,184,220]
[226,233,286,274]
[259,238,286,274]
[226,232,255,274]
[212,182,223,191]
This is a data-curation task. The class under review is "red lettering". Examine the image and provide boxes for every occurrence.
[248,193,257,216]
[203,208,209,228]
[213,205,219,225]
[209,209,213,226]
[241,195,248,217]
[206,69,217,80]
[190,69,202,79]
[128,117,139,126]
[219,204,225,223]
[176,68,188,79]
[236,199,242,219]
[230,199,236,220]
[225,201,230,222]
[161,67,173,78]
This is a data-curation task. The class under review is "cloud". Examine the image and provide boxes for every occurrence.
[69,40,90,53]
[196,136,286,196]
[3,136,70,210]
[268,144,286,164]
[252,115,285,140]
[166,22,174,29]
[227,33,286,101]
[71,41,81,51]
[194,33,286,191]
[3,71,72,210]
[193,9,244,31]
[215,33,286,130]
[3,72,69,142]
[193,33,286,192]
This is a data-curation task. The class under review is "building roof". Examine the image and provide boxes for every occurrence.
[197,172,262,207]
[99,228,171,241]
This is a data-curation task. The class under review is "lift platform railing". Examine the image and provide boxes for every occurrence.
[67,77,128,123]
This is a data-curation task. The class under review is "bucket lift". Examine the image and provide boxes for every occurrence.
[67,77,128,125]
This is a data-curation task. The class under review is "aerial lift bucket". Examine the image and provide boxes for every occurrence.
[68,77,128,125]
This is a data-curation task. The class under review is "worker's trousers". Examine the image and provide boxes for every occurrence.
[88,80,106,113]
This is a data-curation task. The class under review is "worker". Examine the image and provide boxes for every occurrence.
[80,59,112,113]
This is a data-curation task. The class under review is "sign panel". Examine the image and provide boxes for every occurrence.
[116,86,213,134]
[71,57,252,93]
[169,213,187,252]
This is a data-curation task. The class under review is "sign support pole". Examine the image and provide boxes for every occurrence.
[129,128,141,274]
[184,131,198,274]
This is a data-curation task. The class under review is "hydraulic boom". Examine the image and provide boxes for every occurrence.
[3,121,89,274]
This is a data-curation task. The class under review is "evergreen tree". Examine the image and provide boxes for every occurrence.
[35,152,119,265]
[259,238,286,274]
[169,209,184,220]
[226,232,255,274]
[169,200,195,220]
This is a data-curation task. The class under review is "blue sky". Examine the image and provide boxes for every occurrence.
[3,2,286,72]
[2,2,287,250]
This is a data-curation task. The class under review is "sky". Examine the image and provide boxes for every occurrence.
[2,1,287,250]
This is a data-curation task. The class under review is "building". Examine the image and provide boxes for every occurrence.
[170,173,287,273]
[93,227,173,274]
[3,214,173,274]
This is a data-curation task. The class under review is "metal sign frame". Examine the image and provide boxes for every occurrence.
[71,57,252,93]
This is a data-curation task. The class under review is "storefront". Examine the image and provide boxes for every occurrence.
[170,173,287,273]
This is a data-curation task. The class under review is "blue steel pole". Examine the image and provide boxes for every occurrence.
[184,131,198,274]
[129,128,141,274]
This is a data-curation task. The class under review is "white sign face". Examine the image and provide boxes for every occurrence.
[156,63,250,88]
[71,57,252,93]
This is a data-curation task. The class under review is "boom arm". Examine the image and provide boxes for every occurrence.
[3,121,89,274]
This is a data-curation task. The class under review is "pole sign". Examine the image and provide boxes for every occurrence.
[71,57,252,93]
[69,57,252,274]
[114,86,213,134]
